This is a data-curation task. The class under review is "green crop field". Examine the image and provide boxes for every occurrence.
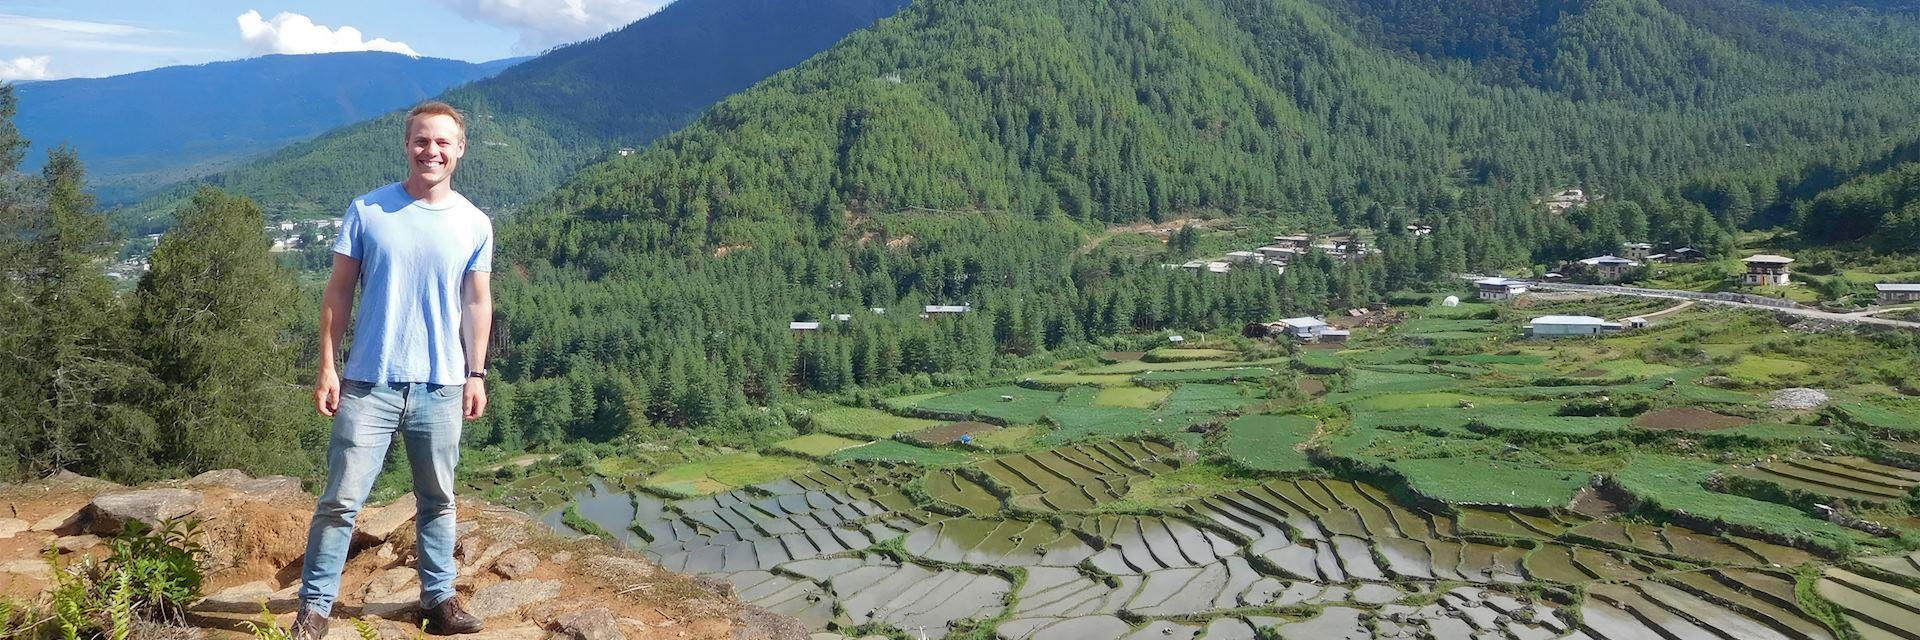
[912,385,1062,423]
[1159,384,1258,415]
[1093,385,1169,408]
[1296,349,1344,372]
[1081,355,1293,375]
[810,406,944,438]
[830,440,972,465]
[1399,318,1496,335]
[1835,401,1920,432]
[1613,455,1856,551]
[1348,393,1517,411]
[1136,367,1277,383]
[643,453,817,497]
[1222,414,1317,471]
[1045,404,1156,442]
[772,433,870,458]
[1144,347,1237,361]
[1723,356,1813,383]
[1395,458,1590,508]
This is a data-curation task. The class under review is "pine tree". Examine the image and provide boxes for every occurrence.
[131,187,307,476]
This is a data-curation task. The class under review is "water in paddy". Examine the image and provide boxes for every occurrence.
[526,453,1847,640]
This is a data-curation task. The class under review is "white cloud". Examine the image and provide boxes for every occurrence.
[0,14,200,55]
[0,55,51,81]
[436,0,671,53]
[236,10,420,57]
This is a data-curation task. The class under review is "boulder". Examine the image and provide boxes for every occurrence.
[492,548,539,580]
[193,580,280,614]
[54,534,102,554]
[32,506,85,533]
[0,518,27,539]
[555,608,623,640]
[354,493,417,545]
[0,559,51,575]
[467,579,562,619]
[83,488,204,536]
[187,469,253,488]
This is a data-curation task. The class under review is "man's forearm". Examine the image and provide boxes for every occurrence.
[463,301,491,372]
[318,288,352,373]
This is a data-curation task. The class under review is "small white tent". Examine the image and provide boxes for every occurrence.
[1441,295,1460,307]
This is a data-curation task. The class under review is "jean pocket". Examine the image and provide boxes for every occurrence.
[430,383,464,400]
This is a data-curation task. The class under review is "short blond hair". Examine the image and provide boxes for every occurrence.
[405,101,466,142]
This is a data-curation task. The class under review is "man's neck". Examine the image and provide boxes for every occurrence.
[403,176,456,205]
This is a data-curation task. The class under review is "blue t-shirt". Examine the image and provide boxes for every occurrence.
[332,183,493,385]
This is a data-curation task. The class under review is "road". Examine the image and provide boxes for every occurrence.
[1494,279,1920,330]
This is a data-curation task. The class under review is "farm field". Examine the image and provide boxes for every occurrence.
[515,295,1920,640]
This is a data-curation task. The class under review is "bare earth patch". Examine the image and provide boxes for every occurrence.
[909,421,1003,444]
[1296,378,1328,397]
[1632,407,1755,432]
[1101,351,1145,363]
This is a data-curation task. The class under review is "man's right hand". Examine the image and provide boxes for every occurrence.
[316,370,342,417]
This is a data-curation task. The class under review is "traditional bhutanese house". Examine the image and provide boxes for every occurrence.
[1407,224,1434,236]
[1319,329,1351,343]
[1273,316,1333,342]
[1578,255,1641,282]
[1622,242,1653,261]
[1525,315,1623,338]
[1224,251,1265,264]
[1475,277,1529,300]
[869,307,887,315]
[830,313,854,322]
[1179,260,1206,271]
[1877,283,1920,305]
[1741,254,1794,286]
[1255,246,1297,262]
[789,321,821,333]
[1667,247,1706,262]
[924,304,971,315]
[1270,234,1312,249]
[1206,261,1231,274]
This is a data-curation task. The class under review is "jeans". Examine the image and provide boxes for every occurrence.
[299,380,464,616]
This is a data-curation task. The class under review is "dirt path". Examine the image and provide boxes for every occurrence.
[1637,300,1694,319]
[1074,218,1223,257]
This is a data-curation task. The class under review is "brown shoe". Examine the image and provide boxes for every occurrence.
[290,607,329,640]
[422,596,484,635]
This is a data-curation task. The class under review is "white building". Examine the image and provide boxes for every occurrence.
[1621,242,1653,261]
[1877,283,1920,305]
[1224,251,1265,264]
[924,304,971,315]
[1525,315,1623,337]
[1255,246,1297,262]
[1273,316,1333,342]
[1577,255,1641,282]
[789,321,821,332]
[1475,277,1529,300]
[1742,255,1794,286]
[1206,261,1231,274]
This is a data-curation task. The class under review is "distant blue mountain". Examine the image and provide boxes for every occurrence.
[12,52,526,203]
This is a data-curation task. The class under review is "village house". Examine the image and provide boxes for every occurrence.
[1877,284,1920,305]
[1207,261,1231,274]
[1271,316,1337,342]
[789,321,821,332]
[1255,245,1297,262]
[924,304,971,315]
[1741,254,1794,286]
[1407,224,1433,236]
[1525,315,1623,338]
[1621,242,1653,261]
[1475,277,1529,300]
[1270,234,1312,250]
[1665,247,1706,262]
[1224,251,1265,264]
[830,313,853,322]
[1542,188,1590,214]
[1578,255,1641,282]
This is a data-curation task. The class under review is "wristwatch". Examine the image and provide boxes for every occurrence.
[467,370,488,380]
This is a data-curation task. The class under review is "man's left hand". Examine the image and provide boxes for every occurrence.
[463,378,487,420]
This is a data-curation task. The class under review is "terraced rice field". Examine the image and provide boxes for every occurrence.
[974,440,1178,510]
[1731,456,1920,506]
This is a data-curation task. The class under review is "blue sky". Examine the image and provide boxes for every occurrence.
[0,0,672,80]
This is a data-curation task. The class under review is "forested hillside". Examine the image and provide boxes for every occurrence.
[14,52,521,204]
[458,0,1920,445]
[119,0,912,230]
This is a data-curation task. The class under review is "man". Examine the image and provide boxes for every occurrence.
[294,101,493,639]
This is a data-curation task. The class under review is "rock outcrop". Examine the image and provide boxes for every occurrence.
[0,469,761,640]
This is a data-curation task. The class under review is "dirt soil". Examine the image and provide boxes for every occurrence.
[0,471,766,640]
[909,421,1002,445]
[1632,407,1755,432]
[1101,351,1145,363]
[1296,378,1328,397]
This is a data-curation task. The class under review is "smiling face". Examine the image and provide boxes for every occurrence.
[404,113,465,186]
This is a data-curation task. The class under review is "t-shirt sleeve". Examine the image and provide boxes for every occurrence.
[467,215,494,273]
[331,205,361,258]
